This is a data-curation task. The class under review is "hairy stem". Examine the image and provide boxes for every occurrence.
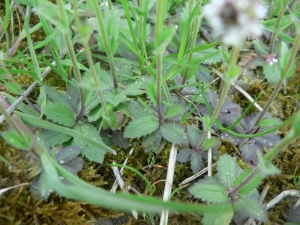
[122,0,145,74]
[230,112,300,197]
[198,45,241,149]
[269,0,289,54]
[254,31,300,127]
[155,0,167,120]
[181,0,202,86]
[91,0,118,89]
[57,0,85,119]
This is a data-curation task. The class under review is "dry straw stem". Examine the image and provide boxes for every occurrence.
[160,144,177,225]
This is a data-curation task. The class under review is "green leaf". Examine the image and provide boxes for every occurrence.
[38,129,72,148]
[217,154,242,190]
[164,105,183,119]
[160,122,188,145]
[187,125,203,148]
[38,87,47,112]
[55,145,82,164]
[85,92,101,115]
[190,151,204,173]
[43,103,76,127]
[233,169,264,195]
[128,100,154,118]
[60,59,89,71]
[66,79,81,113]
[125,78,146,96]
[252,40,269,55]
[103,89,127,107]
[5,81,22,95]
[87,105,102,122]
[5,94,39,117]
[33,1,69,33]
[77,23,93,44]
[97,6,120,53]
[74,124,106,164]
[227,65,241,81]
[36,172,53,200]
[280,41,289,72]
[189,176,229,203]
[202,204,234,225]
[233,195,267,222]
[146,81,157,106]
[142,131,164,153]
[257,151,281,176]
[124,116,159,138]
[203,115,213,132]
[202,137,221,151]
[292,111,300,134]
[102,109,118,130]
[17,111,116,155]
[1,130,31,150]
[263,63,280,85]
[259,117,281,127]
[44,86,72,107]
[41,153,233,214]
[153,25,177,55]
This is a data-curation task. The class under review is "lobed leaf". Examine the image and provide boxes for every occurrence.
[189,176,229,203]
[263,63,280,85]
[160,122,188,145]
[128,100,154,118]
[190,151,204,174]
[257,151,281,176]
[44,86,73,108]
[202,204,234,225]
[38,129,72,148]
[202,137,221,151]
[176,148,192,163]
[145,81,157,106]
[217,154,242,190]
[43,102,76,127]
[55,145,82,164]
[187,125,203,149]
[233,195,267,222]
[124,116,159,138]
[74,123,106,164]
[233,169,264,195]
[240,141,263,165]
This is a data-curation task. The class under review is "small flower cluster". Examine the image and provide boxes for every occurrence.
[203,0,266,46]
[265,53,278,65]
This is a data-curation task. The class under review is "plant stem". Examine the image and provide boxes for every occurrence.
[269,0,289,54]
[84,42,113,128]
[230,111,300,197]
[155,0,167,120]
[57,0,85,119]
[181,0,202,86]
[229,167,260,197]
[107,0,112,10]
[91,0,118,89]
[138,0,146,75]
[198,45,241,149]
[72,0,112,128]
[122,0,145,74]
[0,100,45,156]
[254,31,300,127]
[0,100,25,142]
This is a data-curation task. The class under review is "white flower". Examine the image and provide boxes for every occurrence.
[203,0,267,46]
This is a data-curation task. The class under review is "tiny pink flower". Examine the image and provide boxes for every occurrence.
[265,53,278,65]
